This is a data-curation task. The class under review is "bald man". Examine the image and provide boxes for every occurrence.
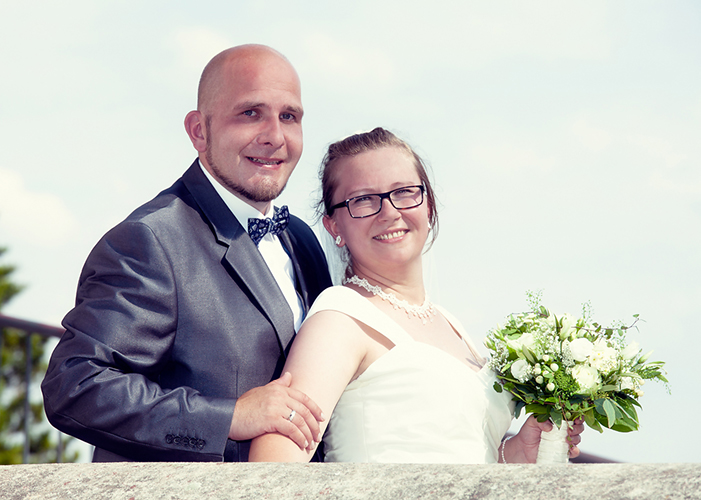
[42,45,332,462]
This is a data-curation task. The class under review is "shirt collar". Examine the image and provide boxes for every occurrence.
[198,160,275,229]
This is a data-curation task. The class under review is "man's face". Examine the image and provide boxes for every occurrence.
[201,52,303,212]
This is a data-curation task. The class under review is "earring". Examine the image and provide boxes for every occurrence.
[335,235,342,246]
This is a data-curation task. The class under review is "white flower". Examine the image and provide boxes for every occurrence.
[560,343,575,368]
[546,314,557,328]
[550,363,559,372]
[569,338,594,362]
[546,382,555,391]
[620,377,635,391]
[510,359,532,383]
[619,374,643,392]
[508,331,537,352]
[560,313,578,339]
[589,339,618,374]
[572,365,601,394]
[535,375,544,384]
[621,341,641,360]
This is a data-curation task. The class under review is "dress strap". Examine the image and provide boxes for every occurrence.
[435,304,486,367]
[306,286,414,346]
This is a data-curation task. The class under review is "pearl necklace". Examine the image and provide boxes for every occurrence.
[343,275,436,324]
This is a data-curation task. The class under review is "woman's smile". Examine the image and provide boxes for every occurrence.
[373,229,409,241]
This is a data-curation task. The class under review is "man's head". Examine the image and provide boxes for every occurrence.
[185,44,303,213]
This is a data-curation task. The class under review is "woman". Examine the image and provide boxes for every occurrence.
[250,128,583,463]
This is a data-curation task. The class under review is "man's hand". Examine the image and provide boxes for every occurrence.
[229,372,325,451]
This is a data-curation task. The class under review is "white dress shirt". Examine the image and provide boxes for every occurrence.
[200,162,304,331]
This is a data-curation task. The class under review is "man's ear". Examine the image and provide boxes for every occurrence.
[184,110,207,153]
[323,215,343,247]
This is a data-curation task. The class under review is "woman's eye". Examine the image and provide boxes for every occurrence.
[349,196,374,207]
[394,187,419,198]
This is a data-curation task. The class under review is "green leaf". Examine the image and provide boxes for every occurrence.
[584,410,603,433]
[549,409,563,428]
[611,414,639,433]
[523,348,537,364]
[525,403,548,415]
[602,399,617,428]
[615,399,639,423]
[493,381,503,393]
[514,401,525,419]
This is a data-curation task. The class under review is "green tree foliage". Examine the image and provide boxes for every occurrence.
[0,246,77,463]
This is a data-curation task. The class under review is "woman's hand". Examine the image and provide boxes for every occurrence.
[502,416,585,463]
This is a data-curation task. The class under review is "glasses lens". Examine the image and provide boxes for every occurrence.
[348,195,380,217]
[390,186,423,208]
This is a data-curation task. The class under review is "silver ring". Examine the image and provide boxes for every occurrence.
[287,410,296,422]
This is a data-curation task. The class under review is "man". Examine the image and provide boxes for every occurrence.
[41,45,332,462]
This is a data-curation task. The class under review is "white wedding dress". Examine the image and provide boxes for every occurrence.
[307,286,513,463]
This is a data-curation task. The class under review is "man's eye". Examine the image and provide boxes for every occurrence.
[280,112,295,121]
[243,110,257,117]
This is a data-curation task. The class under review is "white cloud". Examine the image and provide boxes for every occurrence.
[169,26,235,73]
[470,141,558,173]
[627,134,688,169]
[335,0,613,71]
[572,119,613,151]
[300,32,396,89]
[0,168,79,246]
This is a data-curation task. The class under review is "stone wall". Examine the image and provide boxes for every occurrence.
[2,463,699,500]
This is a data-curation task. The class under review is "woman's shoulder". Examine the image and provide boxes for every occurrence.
[295,288,374,352]
[308,285,365,315]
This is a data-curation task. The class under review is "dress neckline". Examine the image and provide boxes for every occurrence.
[360,292,486,374]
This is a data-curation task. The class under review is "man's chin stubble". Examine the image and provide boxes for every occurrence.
[208,158,286,203]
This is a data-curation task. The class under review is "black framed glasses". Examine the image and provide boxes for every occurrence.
[328,185,425,218]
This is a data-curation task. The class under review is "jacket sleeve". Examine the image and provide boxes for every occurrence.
[41,220,236,462]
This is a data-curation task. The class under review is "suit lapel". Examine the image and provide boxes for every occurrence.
[181,161,296,352]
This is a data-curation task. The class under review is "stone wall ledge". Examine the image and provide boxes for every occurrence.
[2,462,699,500]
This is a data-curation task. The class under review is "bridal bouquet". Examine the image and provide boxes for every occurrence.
[484,293,668,435]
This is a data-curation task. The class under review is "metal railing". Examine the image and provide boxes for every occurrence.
[0,314,65,464]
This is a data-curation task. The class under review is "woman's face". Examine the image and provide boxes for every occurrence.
[323,146,430,277]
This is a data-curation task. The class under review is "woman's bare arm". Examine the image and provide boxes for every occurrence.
[249,310,369,462]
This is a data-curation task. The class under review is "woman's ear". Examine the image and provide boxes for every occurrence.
[323,215,343,247]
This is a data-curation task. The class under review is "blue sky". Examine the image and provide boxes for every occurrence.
[1,1,699,462]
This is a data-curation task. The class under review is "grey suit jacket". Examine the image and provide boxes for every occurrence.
[42,161,331,462]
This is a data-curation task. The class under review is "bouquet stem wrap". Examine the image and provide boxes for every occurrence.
[536,420,570,464]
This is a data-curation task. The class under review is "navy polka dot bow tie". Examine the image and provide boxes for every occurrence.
[247,205,290,246]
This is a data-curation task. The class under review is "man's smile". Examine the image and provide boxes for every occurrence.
[246,156,283,166]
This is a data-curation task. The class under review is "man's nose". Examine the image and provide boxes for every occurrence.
[257,117,285,148]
